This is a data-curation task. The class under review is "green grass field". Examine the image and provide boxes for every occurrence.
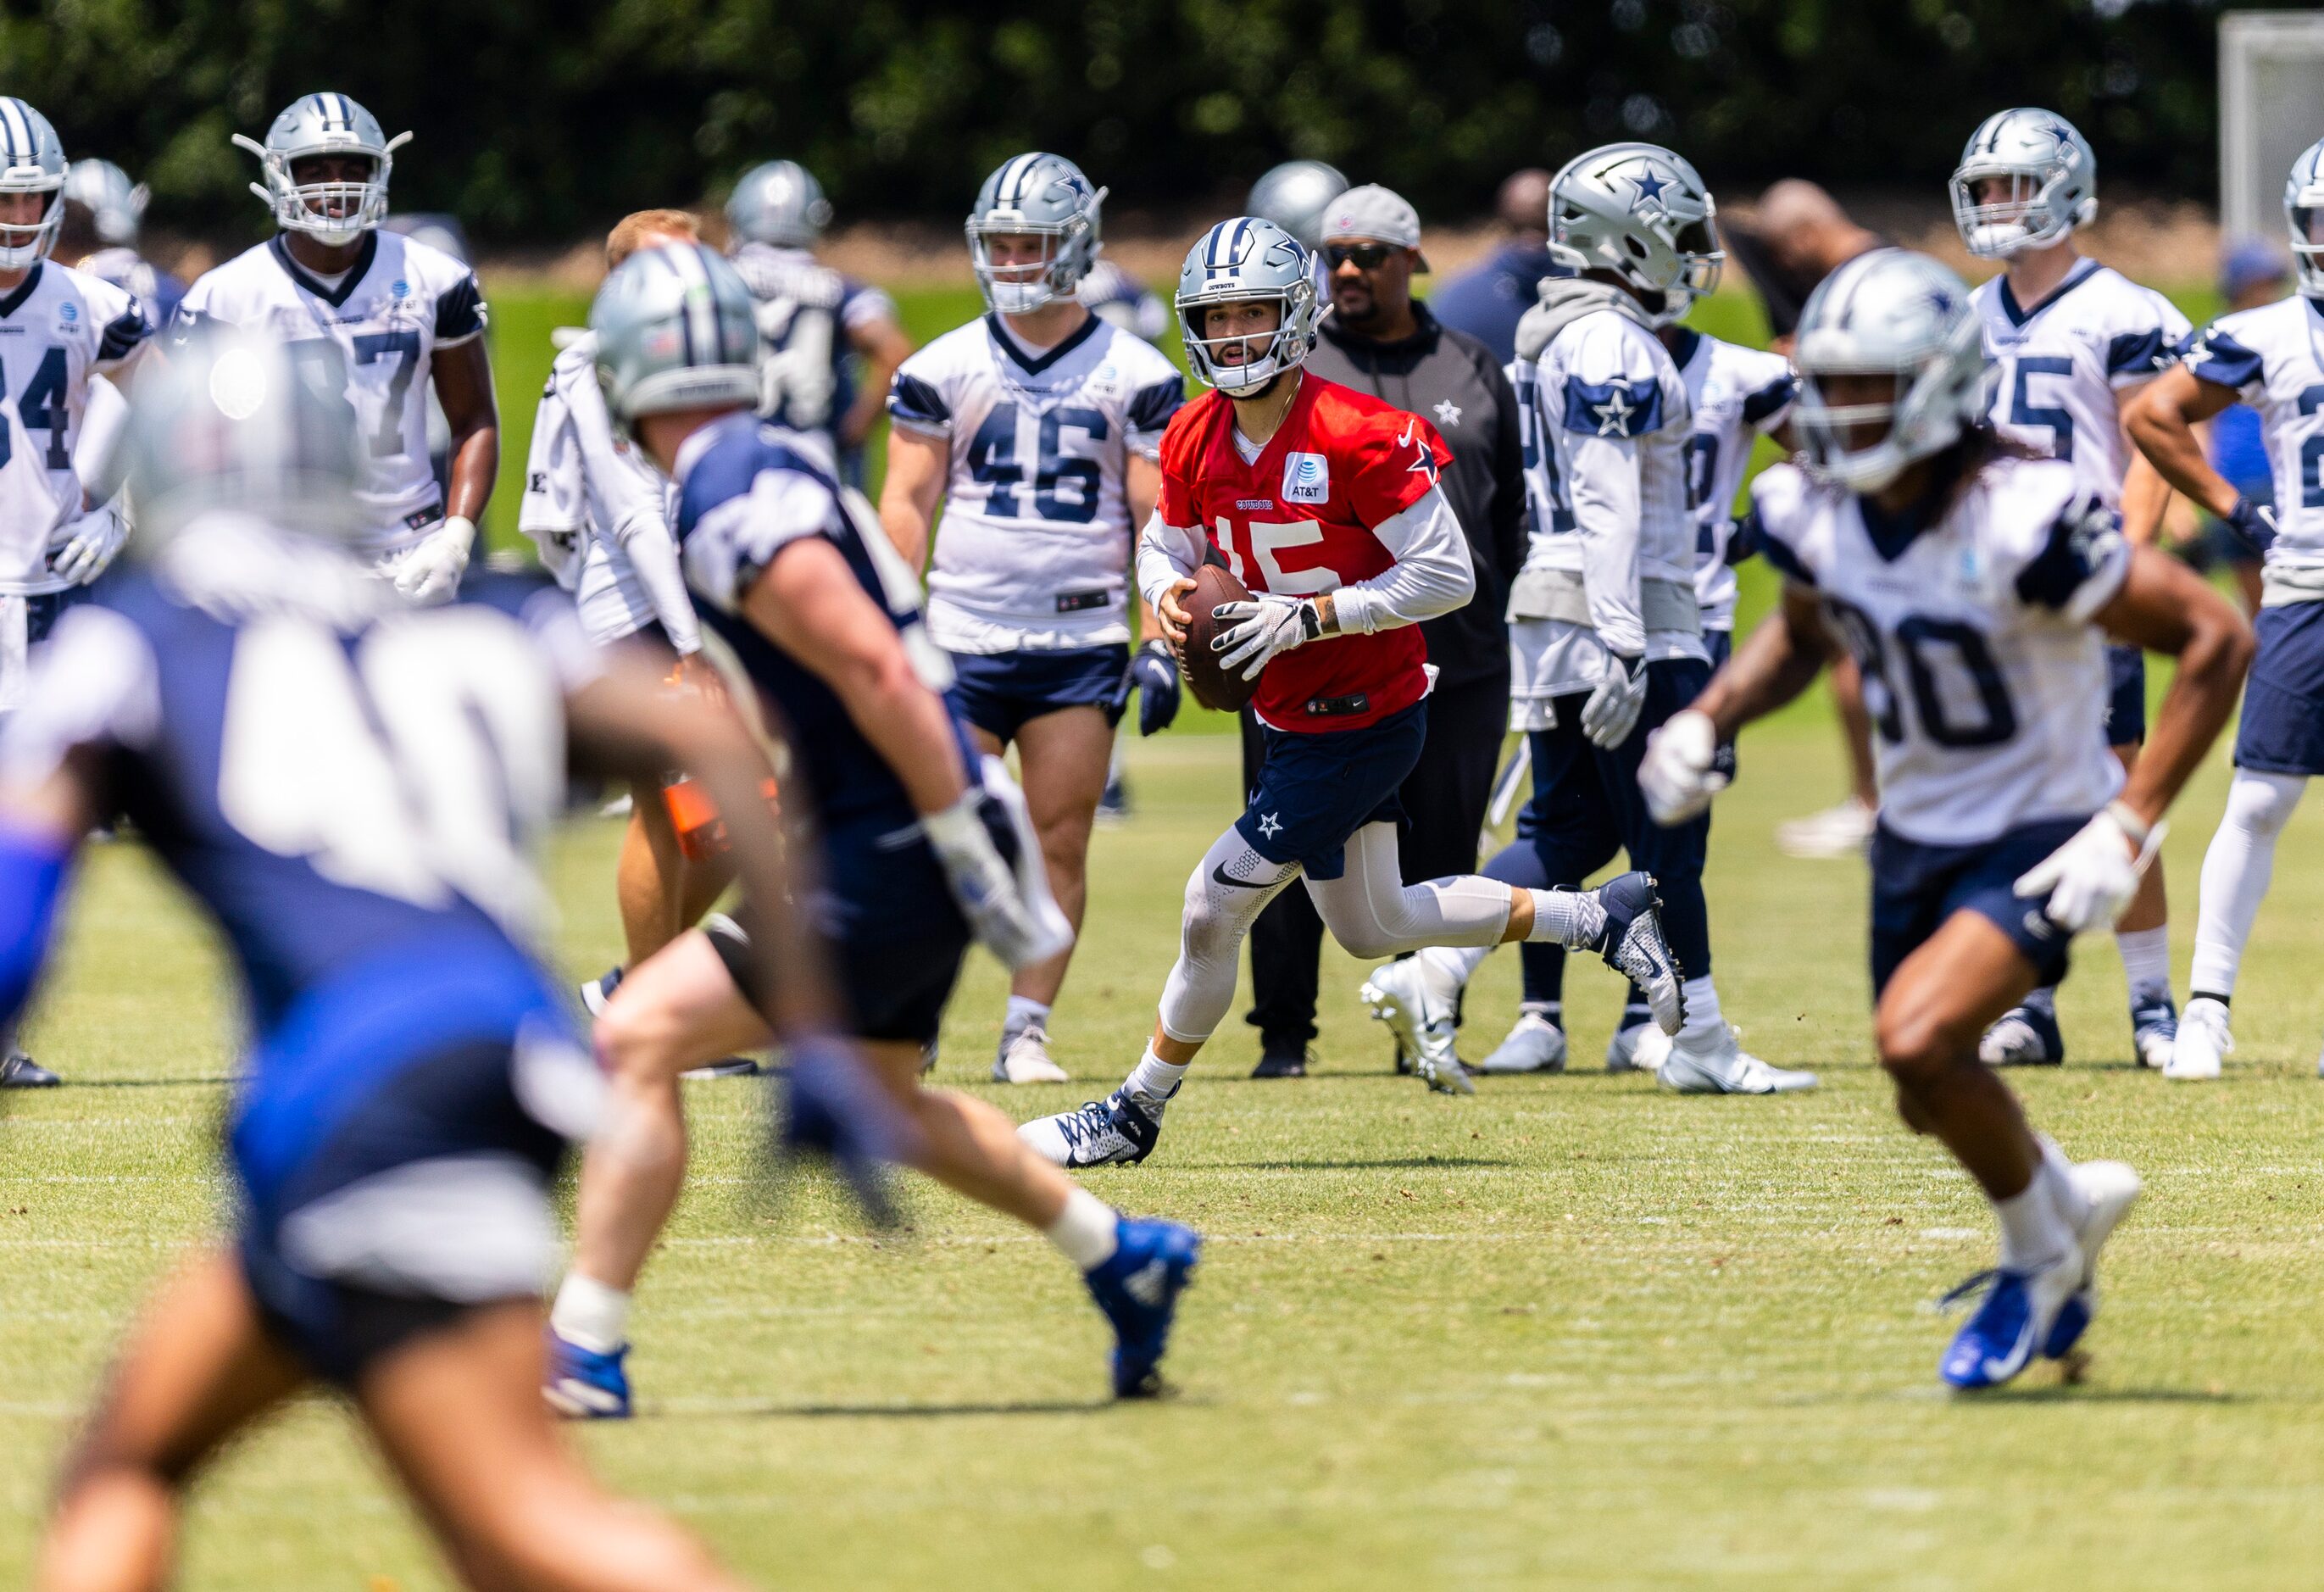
[8,704,2324,1589]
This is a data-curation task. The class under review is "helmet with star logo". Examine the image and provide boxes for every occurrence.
[2283,136,2324,299]
[1949,108,2099,259]
[1790,248,1993,493]
[1544,142,1722,327]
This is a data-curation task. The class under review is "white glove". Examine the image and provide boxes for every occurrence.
[922,759,1076,971]
[48,504,128,587]
[1212,593,1323,681]
[389,515,477,604]
[1581,653,1649,749]
[1639,708,1727,826]
[2012,803,2166,934]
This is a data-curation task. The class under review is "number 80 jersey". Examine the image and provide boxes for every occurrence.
[1749,454,2129,847]
[887,313,1184,652]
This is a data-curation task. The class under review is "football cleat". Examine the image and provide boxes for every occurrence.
[1657,1026,1817,1094]
[0,1049,59,1088]
[2165,997,2230,1082]
[579,966,624,1019]
[2043,1159,2142,1361]
[544,1331,632,1419]
[1250,1043,1312,1079]
[1019,1084,1170,1167]
[1095,773,1131,827]
[1604,1018,1654,1074]
[1978,1003,2065,1067]
[1359,959,1471,1095]
[1588,872,1686,1033]
[1775,797,1876,860]
[1084,1217,1202,1398]
[993,1024,1070,1084]
[1478,1011,1567,1075]
[679,1057,764,1080]
[1937,1247,2084,1391]
[2130,994,2178,1071]
[1629,1021,1674,1074]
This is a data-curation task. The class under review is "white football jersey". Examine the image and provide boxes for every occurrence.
[175,230,486,551]
[2182,294,2324,572]
[1672,329,1794,631]
[887,313,1184,651]
[1750,454,2128,847]
[0,260,149,594]
[1973,260,2188,509]
[728,242,898,447]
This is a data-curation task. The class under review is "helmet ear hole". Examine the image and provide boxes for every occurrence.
[1625,236,1649,260]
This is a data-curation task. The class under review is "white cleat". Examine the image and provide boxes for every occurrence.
[1477,1011,1567,1074]
[1657,1026,1817,1094]
[1604,1022,1652,1074]
[2042,1159,2143,1362]
[2164,997,2231,1082]
[992,1024,1070,1084]
[1775,798,1876,860]
[1629,1022,1673,1075]
[1360,959,1471,1094]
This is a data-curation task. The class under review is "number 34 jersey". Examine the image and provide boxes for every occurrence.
[887,313,1184,652]
[0,260,148,593]
[175,231,486,552]
[1750,454,2129,848]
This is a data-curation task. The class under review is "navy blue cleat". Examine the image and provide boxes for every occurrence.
[2,1048,60,1088]
[1020,1084,1171,1167]
[1588,872,1685,1034]
[2130,993,2178,1072]
[544,1330,632,1419]
[1978,1002,2065,1066]
[1084,1216,1201,1398]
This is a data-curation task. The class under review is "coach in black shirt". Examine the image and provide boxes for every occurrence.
[1236,183,1527,1077]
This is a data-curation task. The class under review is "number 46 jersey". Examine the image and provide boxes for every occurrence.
[887,313,1184,652]
[1750,454,2129,848]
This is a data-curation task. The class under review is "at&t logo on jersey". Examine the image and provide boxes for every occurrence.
[1283,451,1330,504]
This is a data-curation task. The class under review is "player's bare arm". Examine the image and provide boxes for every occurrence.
[876,424,948,573]
[2126,365,2243,520]
[842,311,913,449]
[1692,579,1838,739]
[431,333,498,526]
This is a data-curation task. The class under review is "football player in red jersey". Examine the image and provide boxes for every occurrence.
[1020,218,1688,1166]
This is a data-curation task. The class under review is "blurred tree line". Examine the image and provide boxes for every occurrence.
[0,0,2261,243]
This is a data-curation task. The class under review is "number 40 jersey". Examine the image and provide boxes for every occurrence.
[887,313,1184,653]
[1750,454,2129,848]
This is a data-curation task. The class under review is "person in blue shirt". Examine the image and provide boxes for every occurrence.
[1427,169,1565,366]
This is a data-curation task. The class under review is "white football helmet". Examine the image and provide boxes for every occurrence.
[728,159,833,248]
[1791,249,1993,493]
[1949,109,2099,259]
[62,157,147,248]
[233,93,410,247]
[2286,136,2324,299]
[1175,216,1319,397]
[1246,159,1348,252]
[1545,142,1722,326]
[0,98,68,271]
[966,153,1105,314]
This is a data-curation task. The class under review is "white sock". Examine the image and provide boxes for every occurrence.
[1994,1162,2076,1273]
[1421,942,1492,994]
[2115,925,2171,1007]
[550,1272,631,1355]
[1125,1043,1187,1106]
[1520,1000,1561,1027]
[1044,1186,1120,1271]
[1002,995,1051,1047]
[1676,976,1724,1045]
[1524,888,1604,947]
[2190,769,2306,998]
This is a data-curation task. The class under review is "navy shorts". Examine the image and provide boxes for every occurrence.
[946,643,1129,743]
[25,584,87,645]
[2235,602,2324,776]
[1240,700,1428,880]
[1867,816,2085,999]
[709,907,969,1048]
[2104,643,2146,747]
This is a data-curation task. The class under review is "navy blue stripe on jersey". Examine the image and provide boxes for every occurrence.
[1126,374,1187,436]
[1561,376,1665,438]
[887,372,951,427]
[983,310,1102,376]
[1740,372,1799,426]
[1753,517,1816,587]
[97,307,149,363]
[2015,496,2125,612]
[1996,259,2103,329]
[433,273,486,341]
[0,260,42,320]
[2104,327,2171,381]
[1667,327,1703,372]
[2184,325,2266,392]
[269,231,378,309]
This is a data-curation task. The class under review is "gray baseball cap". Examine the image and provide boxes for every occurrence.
[1320,183,1427,268]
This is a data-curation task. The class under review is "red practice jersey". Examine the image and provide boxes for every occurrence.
[1156,375,1454,732]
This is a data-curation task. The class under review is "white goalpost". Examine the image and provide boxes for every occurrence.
[2220,11,2324,242]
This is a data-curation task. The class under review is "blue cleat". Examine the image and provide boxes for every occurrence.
[1019,1084,1172,1168]
[544,1330,632,1419]
[1,1048,60,1087]
[2130,994,2177,1072]
[1938,1250,2081,1391]
[1084,1217,1202,1398]
[1588,872,1685,1034]
[1978,1002,2065,1066]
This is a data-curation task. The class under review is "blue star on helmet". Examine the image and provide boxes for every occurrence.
[1593,385,1639,437]
[2034,117,2074,150]
[1921,285,1956,320]
[1632,170,1669,208]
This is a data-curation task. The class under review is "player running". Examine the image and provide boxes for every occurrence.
[1018,216,1684,1164]
[1950,109,2192,1071]
[880,153,1187,1084]
[2127,133,2324,1081]
[15,326,809,1592]
[174,92,495,604]
[546,243,1200,1414]
[1640,248,2250,1389]
[0,97,155,1090]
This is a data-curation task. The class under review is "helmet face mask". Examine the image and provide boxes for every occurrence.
[966,153,1105,315]
[1949,109,2098,260]
[235,93,409,248]
[0,97,69,271]
[1791,249,1993,493]
[1546,142,1724,327]
[1175,217,1320,396]
[2284,139,2324,298]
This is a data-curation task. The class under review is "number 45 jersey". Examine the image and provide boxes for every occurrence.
[1749,454,2129,847]
[887,313,1184,652]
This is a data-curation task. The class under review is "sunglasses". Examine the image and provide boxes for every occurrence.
[1325,242,1399,270]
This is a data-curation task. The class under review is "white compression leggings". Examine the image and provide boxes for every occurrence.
[1158,821,1517,1044]
[2188,768,2308,999]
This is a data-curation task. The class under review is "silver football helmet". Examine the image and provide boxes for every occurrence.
[62,157,147,248]
[233,93,410,248]
[1950,109,2099,259]
[1176,216,1320,397]
[590,242,762,428]
[0,98,68,270]
[1246,159,1348,252]
[1545,142,1722,327]
[1791,249,1993,493]
[966,153,1106,314]
[2286,136,2324,299]
[728,159,833,248]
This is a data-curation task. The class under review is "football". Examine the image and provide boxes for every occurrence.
[1179,559,1259,714]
